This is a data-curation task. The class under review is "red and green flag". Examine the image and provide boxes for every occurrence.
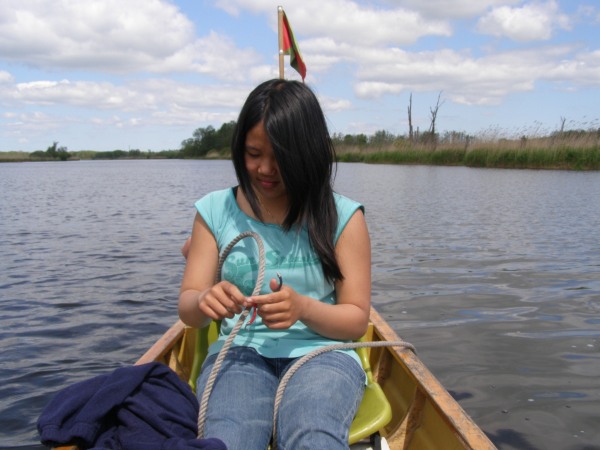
[281,10,306,81]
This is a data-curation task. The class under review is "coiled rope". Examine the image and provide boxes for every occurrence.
[196,232,416,449]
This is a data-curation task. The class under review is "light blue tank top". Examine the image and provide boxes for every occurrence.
[195,187,364,366]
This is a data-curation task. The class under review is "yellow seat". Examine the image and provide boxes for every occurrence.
[348,333,392,444]
[188,321,221,393]
[188,322,392,445]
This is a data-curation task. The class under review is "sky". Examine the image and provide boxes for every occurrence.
[1,0,599,152]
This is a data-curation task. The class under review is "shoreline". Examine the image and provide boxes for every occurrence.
[2,144,599,170]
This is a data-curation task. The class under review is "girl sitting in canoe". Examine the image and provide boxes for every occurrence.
[178,78,371,450]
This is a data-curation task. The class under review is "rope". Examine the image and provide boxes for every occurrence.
[271,340,416,448]
[196,231,416,449]
[197,231,266,437]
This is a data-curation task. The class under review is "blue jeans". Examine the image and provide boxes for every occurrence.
[196,346,365,450]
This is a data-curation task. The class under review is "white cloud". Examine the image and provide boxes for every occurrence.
[0,73,252,130]
[0,70,14,83]
[543,49,600,86]
[0,0,259,79]
[11,79,156,110]
[216,0,452,46]
[4,76,247,109]
[179,32,261,81]
[291,1,451,46]
[318,96,352,112]
[351,44,600,105]
[0,0,192,69]
[387,0,523,19]
[2,111,70,136]
[477,1,571,42]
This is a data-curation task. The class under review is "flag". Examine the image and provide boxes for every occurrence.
[281,10,306,81]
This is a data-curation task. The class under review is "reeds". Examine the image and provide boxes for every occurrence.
[0,151,30,163]
[336,125,600,170]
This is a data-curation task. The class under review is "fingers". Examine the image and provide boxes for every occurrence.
[269,274,283,293]
[248,278,286,306]
[199,281,249,320]
[248,285,295,329]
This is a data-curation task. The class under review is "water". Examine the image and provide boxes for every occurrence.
[1,160,599,449]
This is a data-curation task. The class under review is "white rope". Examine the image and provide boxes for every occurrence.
[197,231,266,437]
[196,232,417,449]
[271,340,416,449]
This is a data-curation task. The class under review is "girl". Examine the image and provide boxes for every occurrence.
[179,79,371,449]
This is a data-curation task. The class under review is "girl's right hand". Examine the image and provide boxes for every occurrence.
[197,280,250,321]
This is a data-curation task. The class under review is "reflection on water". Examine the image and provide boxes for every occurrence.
[1,160,599,449]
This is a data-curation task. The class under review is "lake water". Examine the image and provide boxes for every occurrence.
[1,160,599,450]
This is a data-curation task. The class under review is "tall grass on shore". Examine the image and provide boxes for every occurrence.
[0,151,31,163]
[337,129,600,170]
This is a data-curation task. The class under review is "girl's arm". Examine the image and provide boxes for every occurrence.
[299,209,371,339]
[178,213,249,328]
[249,209,371,340]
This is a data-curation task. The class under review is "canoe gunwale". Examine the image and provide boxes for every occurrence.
[136,319,186,365]
[368,308,495,449]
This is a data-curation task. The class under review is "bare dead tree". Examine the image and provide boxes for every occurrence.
[429,91,444,136]
[551,116,567,147]
[408,93,414,143]
[426,91,444,148]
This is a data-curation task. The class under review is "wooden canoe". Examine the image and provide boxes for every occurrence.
[53,307,496,450]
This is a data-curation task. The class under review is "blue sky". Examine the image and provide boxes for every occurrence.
[1,0,599,152]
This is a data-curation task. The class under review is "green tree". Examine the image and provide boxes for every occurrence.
[56,146,70,161]
[182,122,236,157]
[369,130,395,148]
[214,121,236,151]
[356,134,368,147]
[46,141,58,158]
[45,141,70,161]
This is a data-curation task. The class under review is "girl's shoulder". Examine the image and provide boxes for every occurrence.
[198,187,234,203]
[194,187,238,229]
[333,193,364,241]
[333,192,364,216]
[195,187,235,210]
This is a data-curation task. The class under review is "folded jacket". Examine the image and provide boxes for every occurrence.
[37,362,226,450]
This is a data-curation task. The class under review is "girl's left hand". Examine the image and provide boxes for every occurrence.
[247,278,305,329]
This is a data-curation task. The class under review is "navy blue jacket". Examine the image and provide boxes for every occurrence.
[37,362,226,450]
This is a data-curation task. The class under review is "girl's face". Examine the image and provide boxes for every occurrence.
[244,122,287,202]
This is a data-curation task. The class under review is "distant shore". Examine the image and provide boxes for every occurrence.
[2,140,598,170]
[336,142,600,170]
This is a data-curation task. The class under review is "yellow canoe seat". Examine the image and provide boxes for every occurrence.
[187,321,392,445]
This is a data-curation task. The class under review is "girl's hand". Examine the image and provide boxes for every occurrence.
[248,278,306,329]
[198,280,250,321]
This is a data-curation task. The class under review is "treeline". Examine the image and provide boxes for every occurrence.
[16,146,181,161]
[87,149,181,159]
[3,124,598,170]
[178,123,473,156]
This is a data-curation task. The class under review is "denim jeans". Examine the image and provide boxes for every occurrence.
[196,346,365,450]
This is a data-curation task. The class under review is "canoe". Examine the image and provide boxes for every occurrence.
[53,307,496,450]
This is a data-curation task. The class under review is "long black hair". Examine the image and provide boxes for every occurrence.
[231,79,342,282]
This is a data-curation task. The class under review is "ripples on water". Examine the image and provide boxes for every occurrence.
[1,160,599,449]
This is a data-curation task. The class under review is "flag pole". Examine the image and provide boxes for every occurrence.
[277,6,284,79]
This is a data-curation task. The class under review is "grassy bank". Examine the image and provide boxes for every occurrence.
[3,129,599,170]
[0,151,31,163]
[337,135,600,170]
